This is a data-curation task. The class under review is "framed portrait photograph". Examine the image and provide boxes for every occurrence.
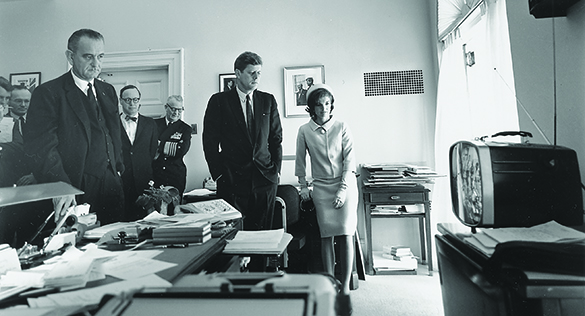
[10,72,41,91]
[283,65,325,117]
[219,73,236,92]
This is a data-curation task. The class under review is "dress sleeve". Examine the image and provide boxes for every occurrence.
[339,122,356,190]
[295,125,308,177]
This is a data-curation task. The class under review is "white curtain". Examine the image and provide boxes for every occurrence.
[433,0,519,234]
[438,0,484,40]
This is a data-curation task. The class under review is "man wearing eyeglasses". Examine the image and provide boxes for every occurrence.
[153,95,192,202]
[25,29,126,226]
[119,85,158,221]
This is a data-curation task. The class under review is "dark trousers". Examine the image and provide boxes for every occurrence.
[218,166,277,231]
[218,166,278,272]
[80,166,125,225]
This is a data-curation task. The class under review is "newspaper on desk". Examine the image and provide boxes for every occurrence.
[177,198,242,222]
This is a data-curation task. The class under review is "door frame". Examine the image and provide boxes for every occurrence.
[100,48,184,98]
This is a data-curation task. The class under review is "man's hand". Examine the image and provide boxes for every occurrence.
[300,187,311,202]
[53,195,76,223]
[15,174,36,186]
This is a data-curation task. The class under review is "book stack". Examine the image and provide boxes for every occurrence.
[383,245,417,262]
[152,221,212,245]
[403,165,441,178]
[362,163,442,188]
[373,245,418,274]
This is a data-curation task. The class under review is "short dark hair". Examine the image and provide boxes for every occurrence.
[119,85,141,99]
[306,88,335,117]
[11,84,31,93]
[234,51,262,72]
[0,76,12,92]
[67,29,104,52]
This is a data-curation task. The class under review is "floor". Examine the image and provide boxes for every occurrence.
[350,264,445,315]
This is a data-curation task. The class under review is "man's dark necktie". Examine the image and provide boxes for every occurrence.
[87,82,98,115]
[12,116,25,143]
[125,115,137,122]
[246,94,254,137]
[19,116,25,134]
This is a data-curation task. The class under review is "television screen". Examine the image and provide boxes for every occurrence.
[450,140,583,228]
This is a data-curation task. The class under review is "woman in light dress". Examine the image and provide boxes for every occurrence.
[295,84,357,315]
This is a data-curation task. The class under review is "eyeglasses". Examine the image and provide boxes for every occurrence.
[121,97,140,103]
[165,104,184,113]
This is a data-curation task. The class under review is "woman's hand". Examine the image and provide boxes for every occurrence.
[333,188,346,209]
[300,187,311,201]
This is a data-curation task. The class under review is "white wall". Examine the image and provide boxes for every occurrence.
[0,0,439,254]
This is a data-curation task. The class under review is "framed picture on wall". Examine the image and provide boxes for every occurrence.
[283,65,325,117]
[219,73,236,92]
[10,72,41,92]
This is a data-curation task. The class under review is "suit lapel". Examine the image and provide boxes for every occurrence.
[121,119,132,146]
[64,73,91,141]
[94,80,114,116]
[251,92,263,142]
[229,89,248,138]
[134,114,145,144]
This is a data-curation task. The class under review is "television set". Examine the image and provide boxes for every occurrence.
[449,140,583,228]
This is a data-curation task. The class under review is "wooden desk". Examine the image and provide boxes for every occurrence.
[362,184,433,275]
[155,228,237,282]
[436,223,585,316]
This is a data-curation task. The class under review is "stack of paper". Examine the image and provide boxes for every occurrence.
[183,188,216,197]
[362,163,443,187]
[0,244,20,275]
[464,220,585,257]
[377,246,418,271]
[223,229,291,254]
[373,251,418,271]
[0,244,32,302]
[43,257,95,289]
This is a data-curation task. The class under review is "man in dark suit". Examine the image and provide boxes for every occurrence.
[119,85,158,221]
[153,95,192,199]
[203,51,283,231]
[0,85,36,187]
[25,29,125,225]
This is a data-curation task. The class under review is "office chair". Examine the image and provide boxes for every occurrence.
[271,184,313,272]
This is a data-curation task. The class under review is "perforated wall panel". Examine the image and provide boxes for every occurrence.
[363,70,424,96]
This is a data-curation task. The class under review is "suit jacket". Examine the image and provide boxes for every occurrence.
[153,118,192,193]
[24,72,124,189]
[120,114,158,194]
[203,88,283,186]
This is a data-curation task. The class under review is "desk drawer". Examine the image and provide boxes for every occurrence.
[369,192,425,203]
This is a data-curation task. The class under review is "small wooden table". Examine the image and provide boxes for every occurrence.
[362,184,433,275]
